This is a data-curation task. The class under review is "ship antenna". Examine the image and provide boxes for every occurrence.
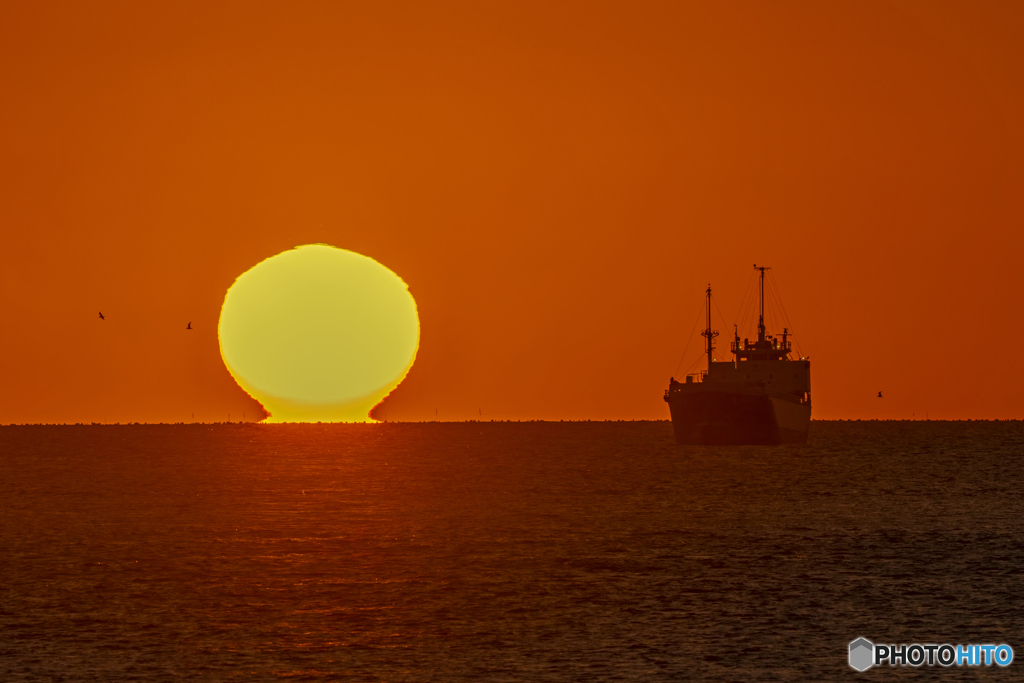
[701,284,719,373]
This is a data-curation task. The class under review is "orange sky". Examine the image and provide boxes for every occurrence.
[2,1,1023,423]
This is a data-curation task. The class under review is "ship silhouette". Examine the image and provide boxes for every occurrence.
[665,266,811,444]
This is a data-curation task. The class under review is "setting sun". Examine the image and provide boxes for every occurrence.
[218,244,419,422]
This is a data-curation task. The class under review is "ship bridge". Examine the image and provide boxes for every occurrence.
[731,334,791,362]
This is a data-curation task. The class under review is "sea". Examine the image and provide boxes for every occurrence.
[1,420,1022,681]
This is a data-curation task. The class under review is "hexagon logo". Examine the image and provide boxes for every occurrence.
[849,638,874,671]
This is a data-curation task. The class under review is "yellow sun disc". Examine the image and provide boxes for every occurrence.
[218,244,419,422]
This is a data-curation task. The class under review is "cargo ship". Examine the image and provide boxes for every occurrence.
[664,266,811,444]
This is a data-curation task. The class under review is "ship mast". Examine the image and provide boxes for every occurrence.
[754,265,768,343]
[701,284,719,372]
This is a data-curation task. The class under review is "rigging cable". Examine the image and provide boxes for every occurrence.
[768,269,804,358]
[767,272,802,357]
[767,281,782,339]
[734,268,756,329]
[747,279,759,339]
[735,270,758,342]
[684,352,706,376]
[744,273,760,339]
[674,296,707,376]
[712,291,731,361]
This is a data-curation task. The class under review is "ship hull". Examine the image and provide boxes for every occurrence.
[665,386,810,445]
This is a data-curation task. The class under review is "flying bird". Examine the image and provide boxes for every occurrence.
[98,312,105,320]
[877,391,883,398]
[186,322,192,330]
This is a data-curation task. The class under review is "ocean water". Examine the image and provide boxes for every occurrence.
[1,420,1023,681]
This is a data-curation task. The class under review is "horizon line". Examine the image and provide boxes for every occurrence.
[2,418,1022,427]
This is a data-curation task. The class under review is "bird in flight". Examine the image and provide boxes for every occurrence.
[98,312,105,320]
[186,322,192,330]
[877,391,883,398]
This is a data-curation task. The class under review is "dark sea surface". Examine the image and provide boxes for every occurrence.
[2,421,1023,681]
